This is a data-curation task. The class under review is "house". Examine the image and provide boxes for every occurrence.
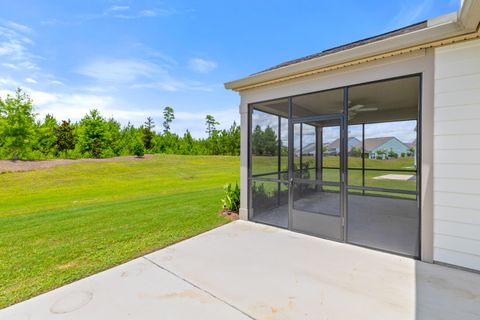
[225,0,480,273]
[295,137,359,156]
[355,136,410,159]
[325,137,360,155]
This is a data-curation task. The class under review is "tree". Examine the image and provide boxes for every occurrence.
[179,130,194,154]
[350,146,362,157]
[388,149,399,159]
[262,126,277,156]
[0,88,242,159]
[0,88,36,160]
[251,125,277,156]
[252,125,265,155]
[162,107,174,134]
[224,122,240,155]
[205,115,219,137]
[407,146,415,157]
[104,118,122,156]
[36,114,58,157]
[375,148,387,160]
[55,120,75,158]
[78,109,106,158]
[143,117,155,150]
[133,139,145,157]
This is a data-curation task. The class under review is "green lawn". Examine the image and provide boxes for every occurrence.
[252,155,417,198]
[0,155,239,308]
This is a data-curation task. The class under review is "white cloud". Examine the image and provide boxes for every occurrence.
[0,21,38,70]
[188,58,217,73]
[0,39,26,57]
[25,77,37,84]
[0,87,57,106]
[2,63,18,69]
[18,61,39,70]
[173,109,239,138]
[4,21,32,34]
[33,91,156,126]
[77,59,160,83]
[0,77,20,86]
[0,89,15,99]
[138,10,157,17]
[91,6,177,20]
[130,80,214,92]
[386,0,433,30]
[78,58,216,92]
[109,5,130,11]
[131,42,178,66]
[29,90,58,105]
[364,121,417,143]
[0,84,239,138]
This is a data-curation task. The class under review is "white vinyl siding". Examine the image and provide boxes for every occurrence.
[434,39,480,271]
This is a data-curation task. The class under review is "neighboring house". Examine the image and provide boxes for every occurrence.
[298,142,315,156]
[325,137,360,155]
[296,137,360,155]
[225,0,480,273]
[354,136,409,159]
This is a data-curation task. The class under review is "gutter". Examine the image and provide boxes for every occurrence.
[225,0,480,92]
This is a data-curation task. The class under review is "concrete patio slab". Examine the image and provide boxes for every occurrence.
[2,220,480,319]
[0,257,251,320]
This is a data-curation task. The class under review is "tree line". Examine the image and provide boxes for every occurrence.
[0,88,240,160]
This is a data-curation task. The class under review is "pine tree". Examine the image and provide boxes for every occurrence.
[205,115,219,137]
[55,120,75,158]
[162,107,174,134]
[143,117,155,150]
[78,109,106,158]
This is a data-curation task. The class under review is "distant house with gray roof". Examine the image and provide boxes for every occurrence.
[325,137,361,155]
[353,137,409,159]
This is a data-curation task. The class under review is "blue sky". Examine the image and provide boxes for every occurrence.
[0,0,460,137]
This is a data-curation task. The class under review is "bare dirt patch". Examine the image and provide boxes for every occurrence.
[0,154,153,173]
[219,209,239,221]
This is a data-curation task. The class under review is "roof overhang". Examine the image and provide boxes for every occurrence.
[225,0,480,92]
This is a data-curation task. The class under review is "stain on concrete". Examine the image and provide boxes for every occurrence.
[50,291,93,314]
[119,262,148,278]
[425,276,480,301]
[138,290,210,304]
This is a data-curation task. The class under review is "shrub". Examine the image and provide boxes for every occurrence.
[388,150,398,159]
[222,182,240,212]
[133,141,145,157]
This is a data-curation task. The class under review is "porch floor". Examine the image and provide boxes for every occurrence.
[254,193,419,256]
[2,221,479,319]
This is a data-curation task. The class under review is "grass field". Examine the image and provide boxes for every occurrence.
[253,156,416,187]
[0,155,239,308]
[252,155,416,199]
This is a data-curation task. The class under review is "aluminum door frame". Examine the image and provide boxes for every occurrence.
[288,112,347,241]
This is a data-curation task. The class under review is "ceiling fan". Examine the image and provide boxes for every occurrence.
[348,101,378,120]
[348,102,378,112]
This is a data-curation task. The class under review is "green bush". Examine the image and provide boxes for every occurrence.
[101,148,116,159]
[222,182,240,212]
[133,141,145,157]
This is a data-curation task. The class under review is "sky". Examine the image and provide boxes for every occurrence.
[0,0,460,138]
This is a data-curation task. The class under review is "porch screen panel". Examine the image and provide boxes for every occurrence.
[249,98,289,228]
[346,75,420,258]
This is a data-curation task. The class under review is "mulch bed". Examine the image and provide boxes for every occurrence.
[219,209,239,221]
[0,155,153,173]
